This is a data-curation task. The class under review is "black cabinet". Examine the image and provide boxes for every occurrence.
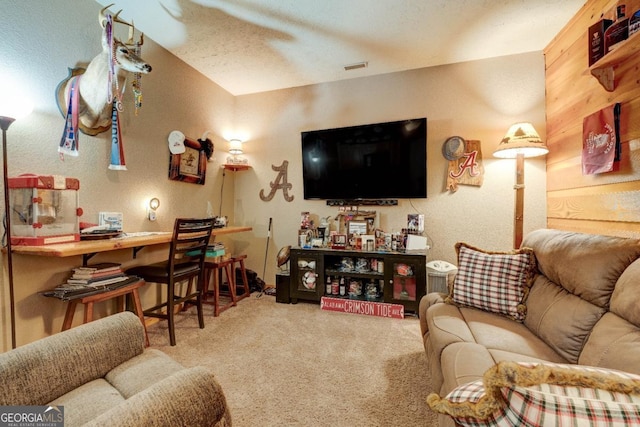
[288,248,427,313]
[384,255,426,313]
[289,249,323,302]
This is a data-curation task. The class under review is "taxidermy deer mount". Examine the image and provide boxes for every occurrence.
[56,4,152,136]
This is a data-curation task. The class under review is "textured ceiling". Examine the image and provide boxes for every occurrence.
[94,0,585,96]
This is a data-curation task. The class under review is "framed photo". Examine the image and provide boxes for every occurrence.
[169,137,207,184]
[331,234,347,249]
[347,220,368,237]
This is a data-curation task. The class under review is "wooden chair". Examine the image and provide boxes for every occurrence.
[126,218,214,346]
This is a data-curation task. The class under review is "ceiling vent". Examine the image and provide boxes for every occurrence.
[344,61,368,71]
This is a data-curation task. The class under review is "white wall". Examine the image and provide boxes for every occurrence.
[0,1,547,349]
[232,54,548,283]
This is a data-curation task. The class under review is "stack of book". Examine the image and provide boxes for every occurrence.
[43,263,139,300]
[206,242,225,257]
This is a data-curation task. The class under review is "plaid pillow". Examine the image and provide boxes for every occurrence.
[448,243,536,321]
[427,362,640,427]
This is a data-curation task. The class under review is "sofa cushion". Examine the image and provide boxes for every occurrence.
[0,312,145,406]
[427,361,640,427]
[106,349,185,398]
[426,303,477,361]
[85,367,231,427]
[429,303,567,397]
[610,258,640,326]
[521,229,640,364]
[460,307,566,363]
[524,275,607,363]
[439,342,496,396]
[447,243,536,321]
[580,312,640,375]
[522,229,640,309]
[48,378,125,427]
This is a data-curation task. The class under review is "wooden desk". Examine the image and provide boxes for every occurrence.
[12,226,252,265]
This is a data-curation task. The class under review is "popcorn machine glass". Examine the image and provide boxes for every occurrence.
[8,174,81,245]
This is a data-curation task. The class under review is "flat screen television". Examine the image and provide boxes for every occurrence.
[301,118,427,200]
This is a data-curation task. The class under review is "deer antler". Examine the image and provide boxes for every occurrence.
[99,4,144,46]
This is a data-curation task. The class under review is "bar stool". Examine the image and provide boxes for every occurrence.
[202,258,237,316]
[61,279,149,347]
[231,254,251,301]
[126,218,214,346]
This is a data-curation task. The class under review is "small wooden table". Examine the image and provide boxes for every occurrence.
[61,279,149,347]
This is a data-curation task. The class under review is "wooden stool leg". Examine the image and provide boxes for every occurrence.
[130,288,149,347]
[214,267,221,317]
[83,302,95,324]
[238,258,250,298]
[224,263,237,306]
[62,300,79,331]
[203,267,212,299]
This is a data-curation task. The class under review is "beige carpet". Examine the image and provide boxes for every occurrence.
[147,294,438,426]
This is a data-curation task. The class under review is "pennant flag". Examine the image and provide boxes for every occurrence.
[58,76,80,158]
[108,99,127,170]
[582,103,621,175]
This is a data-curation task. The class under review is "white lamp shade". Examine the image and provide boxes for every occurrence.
[493,122,548,159]
[0,87,33,120]
[229,139,243,155]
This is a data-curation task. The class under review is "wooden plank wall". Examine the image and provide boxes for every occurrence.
[545,0,640,238]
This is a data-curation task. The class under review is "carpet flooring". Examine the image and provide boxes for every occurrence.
[147,294,438,426]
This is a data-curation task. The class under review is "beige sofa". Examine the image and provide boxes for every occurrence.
[419,229,640,426]
[0,311,231,426]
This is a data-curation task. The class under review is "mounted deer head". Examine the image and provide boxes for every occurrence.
[56,4,152,135]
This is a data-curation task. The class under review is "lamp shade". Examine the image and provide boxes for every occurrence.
[0,87,33,120]
[493,122,548,159]
[229,139,243,155]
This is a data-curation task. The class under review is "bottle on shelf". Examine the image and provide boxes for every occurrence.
[604,4,629,52]
[339,276,346,296]
[326,275,332,295]
[332,277,340,296]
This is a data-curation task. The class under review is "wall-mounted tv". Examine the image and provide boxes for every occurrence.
[301,118,427,200]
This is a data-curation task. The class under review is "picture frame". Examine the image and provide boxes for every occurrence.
[169,137,207,184]
[331,234,347,249]
[347,220,368,237]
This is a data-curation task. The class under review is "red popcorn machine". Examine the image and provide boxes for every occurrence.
[8,174,82,245]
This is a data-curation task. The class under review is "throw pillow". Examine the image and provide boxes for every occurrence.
[427,362,640,427]
[446,243,536,321]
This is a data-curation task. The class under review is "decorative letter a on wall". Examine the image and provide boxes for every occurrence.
[260,160,294,202]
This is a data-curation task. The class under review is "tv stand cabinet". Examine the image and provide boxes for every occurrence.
[288,247,427,313]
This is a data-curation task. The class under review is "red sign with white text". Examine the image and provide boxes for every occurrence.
[320,297,404,319]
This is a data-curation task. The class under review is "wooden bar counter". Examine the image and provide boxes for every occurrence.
[11,226,252,264]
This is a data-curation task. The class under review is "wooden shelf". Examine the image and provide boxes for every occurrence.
[222,164,251,171]
[589,30,640,91]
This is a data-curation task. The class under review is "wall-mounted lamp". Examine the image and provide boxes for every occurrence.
[493,122,548,249]
[148,197,160,221]
[229,139,243,155]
